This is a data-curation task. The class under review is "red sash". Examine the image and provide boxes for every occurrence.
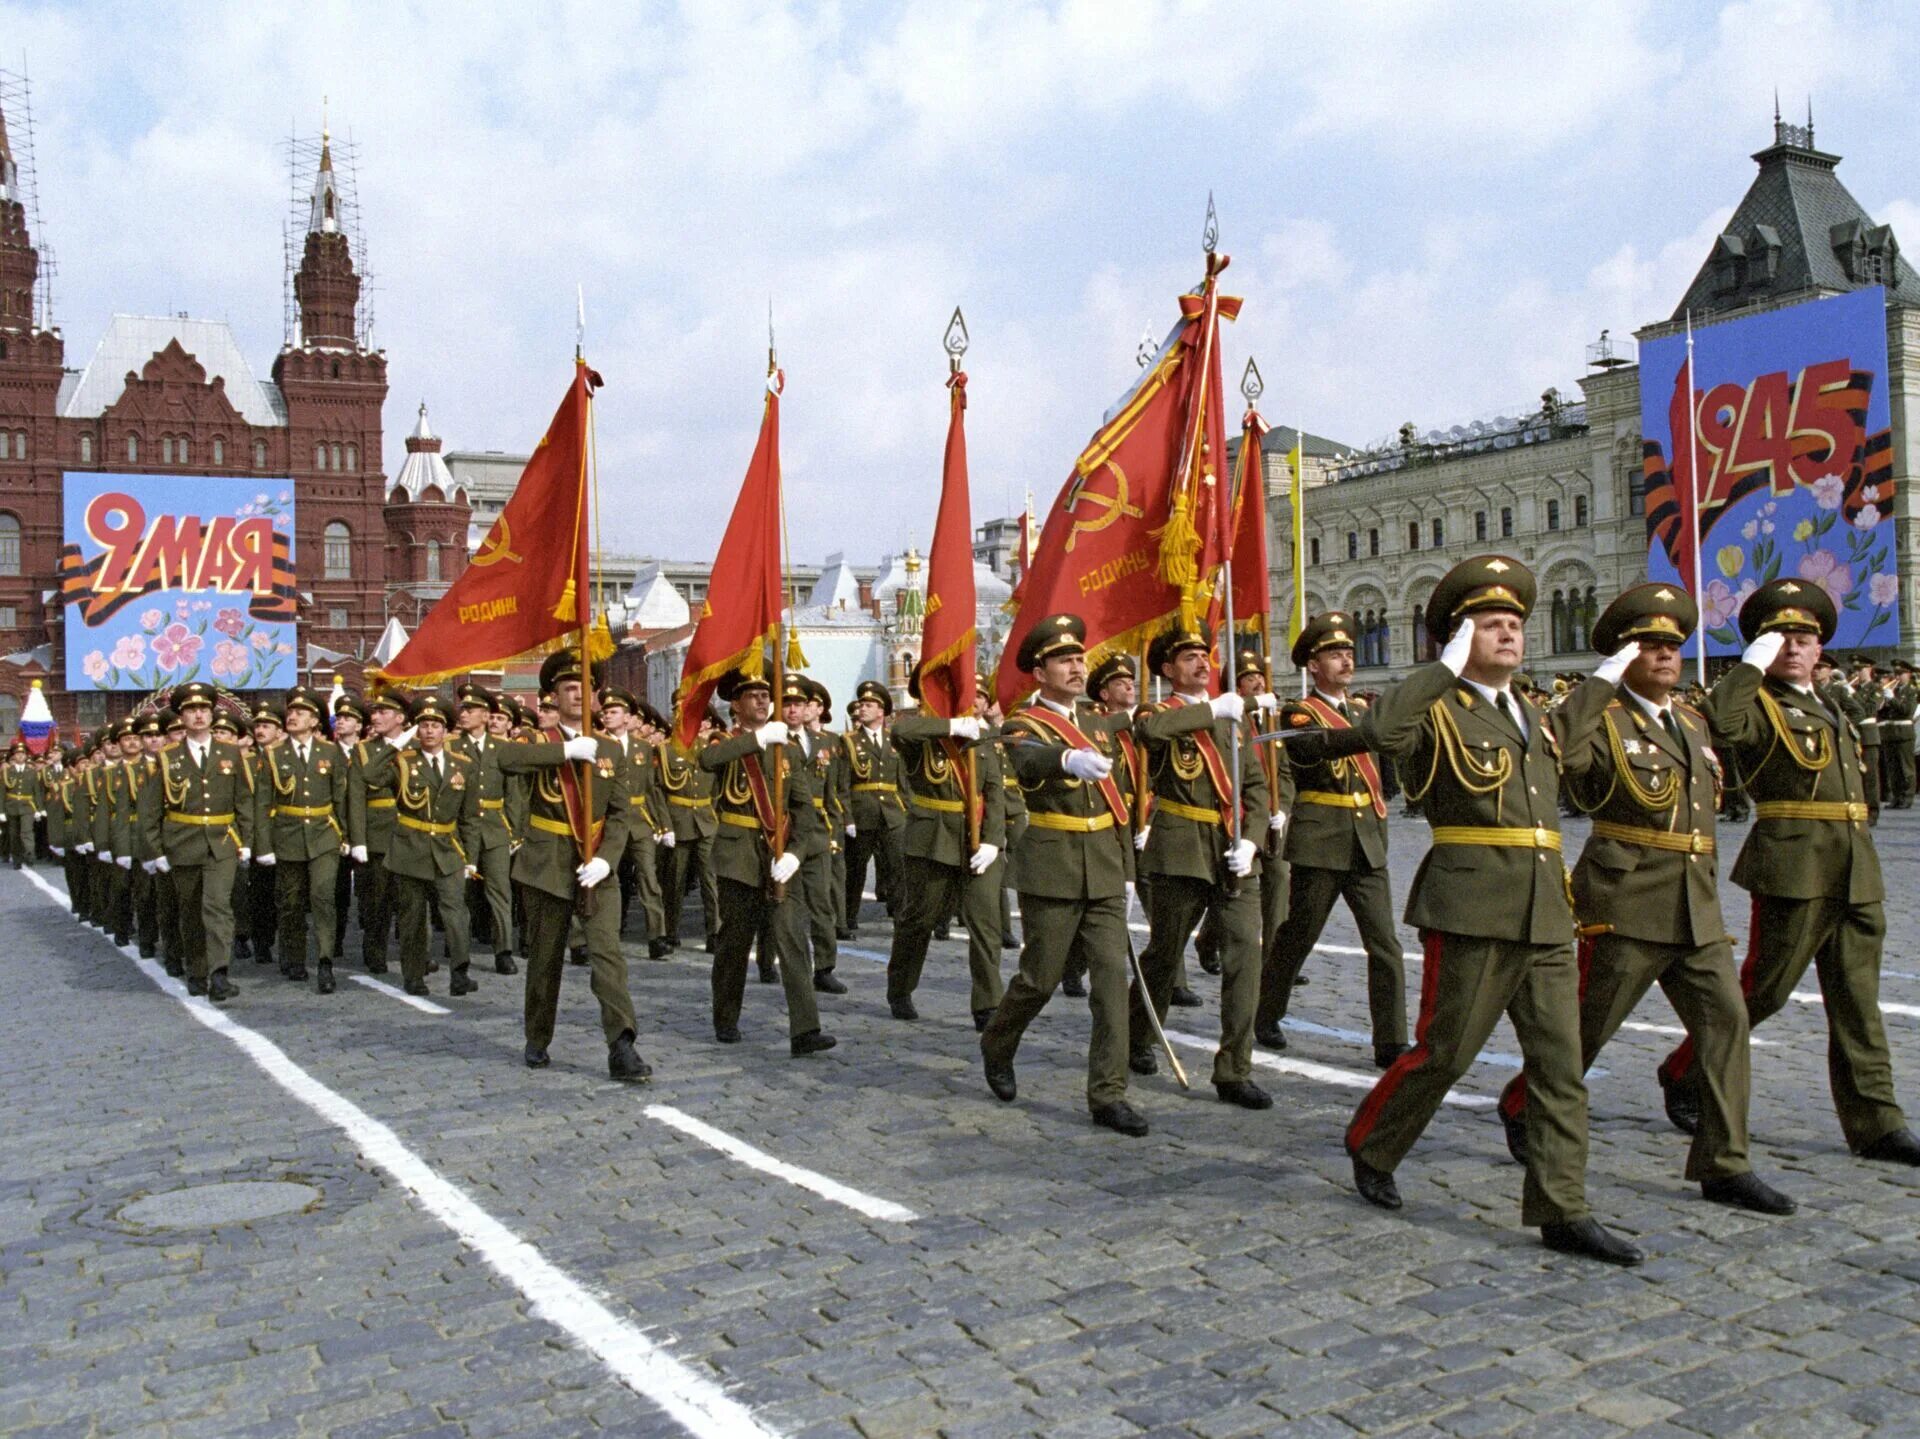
[1113,727,1152,827]
[1299,696,1387,818]
[1013,705,1128,826]
[732,728,779,837]
[1164,695,1236,827]
[541,726,599,857]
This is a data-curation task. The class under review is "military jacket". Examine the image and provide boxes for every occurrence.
[700,728,821,886]
[44,771,70,849]
[1279,694,1389,872]
[840,725,906,831]
[124,756,162,864]
[657,742,718,841]
[609,732,665,842]
[1133,696,1272,885]
[254,738,348,861]
[361,744,480,882]
[1,761,38,816]
[790,731,836,860]
[493,729,633,900]
[1003,698,1131,901]
[1879,679,1918,734]
[1562,692,1724,947]
[1707,665,1882,904]
[139,735,254,866]
[447,730,517,851]
[348,736,402,855]
[92,758,131,856]
[1363,661,1611,945]
[890,713,1008,868]
[71,770,99,848]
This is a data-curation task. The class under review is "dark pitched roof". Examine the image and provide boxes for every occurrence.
[1225,424,1350,467]
[1671,118,1916,320]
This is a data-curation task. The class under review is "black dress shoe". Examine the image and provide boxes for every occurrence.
[1169,986,1203,1009]
[647,938,673,960]
[232,937,252,961]
[524,1045,550,1069]
[1196,945,1222,976]
[1541,1218,1643,1266]
[889,997,919,1021]
[1352,1155,1401,1209]
[608,1035,652,1082]
[790,1030,837,1057]
[1374,1043,1410,1070]
[1661,1076,1701,1136]
[813,971,848,995]
[1000,933,1019,950]
[286,965,309,982]
[138,942,157,958]
[186,975,208,997]
[568,945,588,966]
[366,956,389,975]
[1501,1106,1529,1165]
[714,1024,742,1044]
[255,946,274,967]
[1859,1126,1920,1165]
[756,965,778,985]
[835,927,856,942]
[973,1008,995,1034]
[934,924,950,942]
[494,952,517,975]
[1254,1022,1287,1051]
[405,980,430,997]
[705,936,719,953]
[983,1055,1017,1102]
[1294,970,1310,988]
[315,963,336,995]
[1128,1046,1158,1076]
[426,959,440,974]
[1702,1172,1796,1215]
[1090,1101,1149,1137]
[448,968,477,996]
[1215,1079,1273,1110]
[208,971,236,1003]
[164,959,185,978]
[1060,974,1087,998]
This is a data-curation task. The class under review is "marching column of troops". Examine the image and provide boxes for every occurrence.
[10,553,1919,1264]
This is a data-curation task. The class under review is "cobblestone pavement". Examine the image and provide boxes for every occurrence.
[3,812,1917,1439]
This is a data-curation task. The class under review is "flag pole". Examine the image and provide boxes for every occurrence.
[944,307,982,856]
[1684,309,1708,688]
[1198,198,1243,881]
[768,308,790,893]
[574,307,596,864]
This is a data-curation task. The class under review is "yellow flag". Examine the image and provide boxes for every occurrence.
[1286,441,1307,647]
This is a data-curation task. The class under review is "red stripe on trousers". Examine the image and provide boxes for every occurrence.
[1660,893,1761,1086]
[1347,928,1445,1155]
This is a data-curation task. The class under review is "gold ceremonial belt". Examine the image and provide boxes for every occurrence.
[811,797,827,810]
[166,811,234,826]
[529,814,604,840]
[1155,799,1223,826]
[1588,820,1714,855]
[274,804,335,819]
[1430,824,1561,851]
[479,798,505,811]
[910,795,966,814]
[853,782,898,793]
[1025,811,1115,833]
[398,815,456,837]
[1297,790,1371,810]
[1753,800,1869,822]
[366,797,397,809]
[719,812,767,830]
[668,796,713,809]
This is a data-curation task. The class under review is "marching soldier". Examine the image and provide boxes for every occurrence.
[783,676,846,992]
[329,694,366,957]
[1234,646,1292,982]
[1847,657,1882,823]
[450,684,519,973]
[885,670,1006,1030]
[1497,584,1794,1214]
[362,694,482,997]
[137,712,186,972]
[979,614,1145,1136]
[69,740,102,925]
[255,687,350,993]
[598,686,669,954]
[124,713,165,958]
[1258,612,1410,1070]
[1658,580,1920,1167]
[99,721,143,945]
[243,703,284,968]
[659,707,721,952]
[699,671,837,1055]
[347,691,409,974]
[1062,653,1155,1002]
[3,737,39,867]
[493,651,651,1081]
[139,682,254,1001]
[1345,556,1645,1265]
[50,745,84,916]
[1127,622,1276,1110]
[1879,662,1917,808]
[840,679,906,934]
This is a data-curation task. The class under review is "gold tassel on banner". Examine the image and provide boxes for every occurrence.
[786,632,809,671]
[1152,493,1202,594]
[551,579,577,623]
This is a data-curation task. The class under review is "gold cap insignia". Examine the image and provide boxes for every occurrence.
[1486,559,1511,573]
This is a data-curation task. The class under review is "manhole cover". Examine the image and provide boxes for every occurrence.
[118,1180,321,1229]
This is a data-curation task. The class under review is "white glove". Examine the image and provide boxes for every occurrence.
[465,865,480,881]
[1061,748,1113,781]
[968,842,999,875]
[116,854,132,870]
[845,823,857,837]
[152,855,170,874]
[100,851,114,864]
[949,716,983,741]
[1741,631,1786,673]
[657,829,676,848]
[1255,693,1278,712]
[141,858,156,874]
[76,841,93,854]
[51,845,64,858]
[350,844,368,863]
[1210,693,1246,723]
[340,841,350,856]
[756,721,790,749]
[255,851,276,867]
[1134,824,1151,852]
[562,735,599,762]
[1440,618,1475,675]
[238,848,251,864]
[576,855,611,888]
[1226,837,1257,877]
[770,851,800,884]
[1594,640,1641,687]
[34,810,45,820]
[1269,811,1288,837]
[394,725,418,749]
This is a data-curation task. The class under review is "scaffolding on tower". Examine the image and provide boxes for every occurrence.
[0,63,57,333]
[281,122,376,351]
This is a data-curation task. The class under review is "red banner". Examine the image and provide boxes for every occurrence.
[916,372,977,719]
[1208,408,1271,647]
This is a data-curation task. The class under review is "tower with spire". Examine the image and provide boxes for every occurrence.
[383,401,472,622]
[0,97,35,331]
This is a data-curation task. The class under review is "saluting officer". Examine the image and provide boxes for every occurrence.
[1658,580,1920,1167]
[841,679,906,933]
[1259,612,1409,1070]
[979,614,1146,1136]
[1345,556,1645,1266]
[255,687,350,994]
[1497,584,1794,1215]
[1879,662,1917,808]
[658,705,721,953]
[139,682,254,1001]
[449,684,519,974]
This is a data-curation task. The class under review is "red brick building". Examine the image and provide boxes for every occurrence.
[0,96,466,736]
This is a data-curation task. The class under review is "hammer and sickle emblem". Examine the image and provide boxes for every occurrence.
[470,517,525,568]
[1062,459,1144,552]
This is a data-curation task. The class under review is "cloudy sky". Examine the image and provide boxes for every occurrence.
[5,0,1915,564]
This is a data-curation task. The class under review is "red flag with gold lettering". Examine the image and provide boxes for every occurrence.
[915,371,977,719]
[673,372,786,750]
[1208,407,1272,645]
[376,362,602,686]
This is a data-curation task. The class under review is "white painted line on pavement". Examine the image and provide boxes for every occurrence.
[17,867,784,1439]
[1161,1028,1496,1109]
[645,1104,918,1224]
[348,972,452,1015]
[1793,989,1920,1020]
[1618,1019,1777,1047]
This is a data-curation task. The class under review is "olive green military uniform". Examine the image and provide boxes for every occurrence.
[139,725,254,988]
[449,727,518,968]
[1347,637,1613,1228]
[363,741,482,990]
[95,744,136,942]
[255,727,350,983]
[69,763,100,923]
[1878,673,1916,807]
[126,749,165,956]
[658,740,720,948]
[609,729,666,942]
[786,724,839,980]
[841,715,906,929]
[1660,640,1909,1154]
[2,756,38,867]
[1849,671,1883,820]
[886,711,1008,1018]
[347,732,402,970]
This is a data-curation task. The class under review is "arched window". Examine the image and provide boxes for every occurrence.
[1577,587,1597,651]
[1551,590,1569,653]
[0,512,19,575]
[11,431,24,460]
[315,443,329,470]
[1546,499,1561,531]
[79,433,93,463]
[1628,468,1648,516]
[331,443,343,470]
[345,443,358,470]
[1374,614,1390,667]
[213,437,225,466]
[253,439,267,469]
[127,434,139,463]
[425,540,442,583]
[324,521,352,579]
[178,436,189,466]
[162,436,174,464]
[1575,494,1589,527]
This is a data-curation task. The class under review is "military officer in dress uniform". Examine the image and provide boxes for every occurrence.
[1657,580,1920,1167]
[979,614,1146,1136]
[598,687,669,955]
[1495,584,1794,1215]
[493,651,651,1081]
[659,706,721,952]
[885,666,1007,1030]
[1258,612,1410,1069]
[1879,662,1917,808]
[783,676,846,993]
[363,694,482,997]
[841,679,906,934]
[4,736,42,867]
[98,721,142,945]
[255,687,350,994]
[139,682,254,1001]
[449,684,519,973]
[329,694,366,957]
[1846,657,1883,823]
[1344,556,1644,1266]
[1126,622,1276,1110]
[346,691,407,974]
